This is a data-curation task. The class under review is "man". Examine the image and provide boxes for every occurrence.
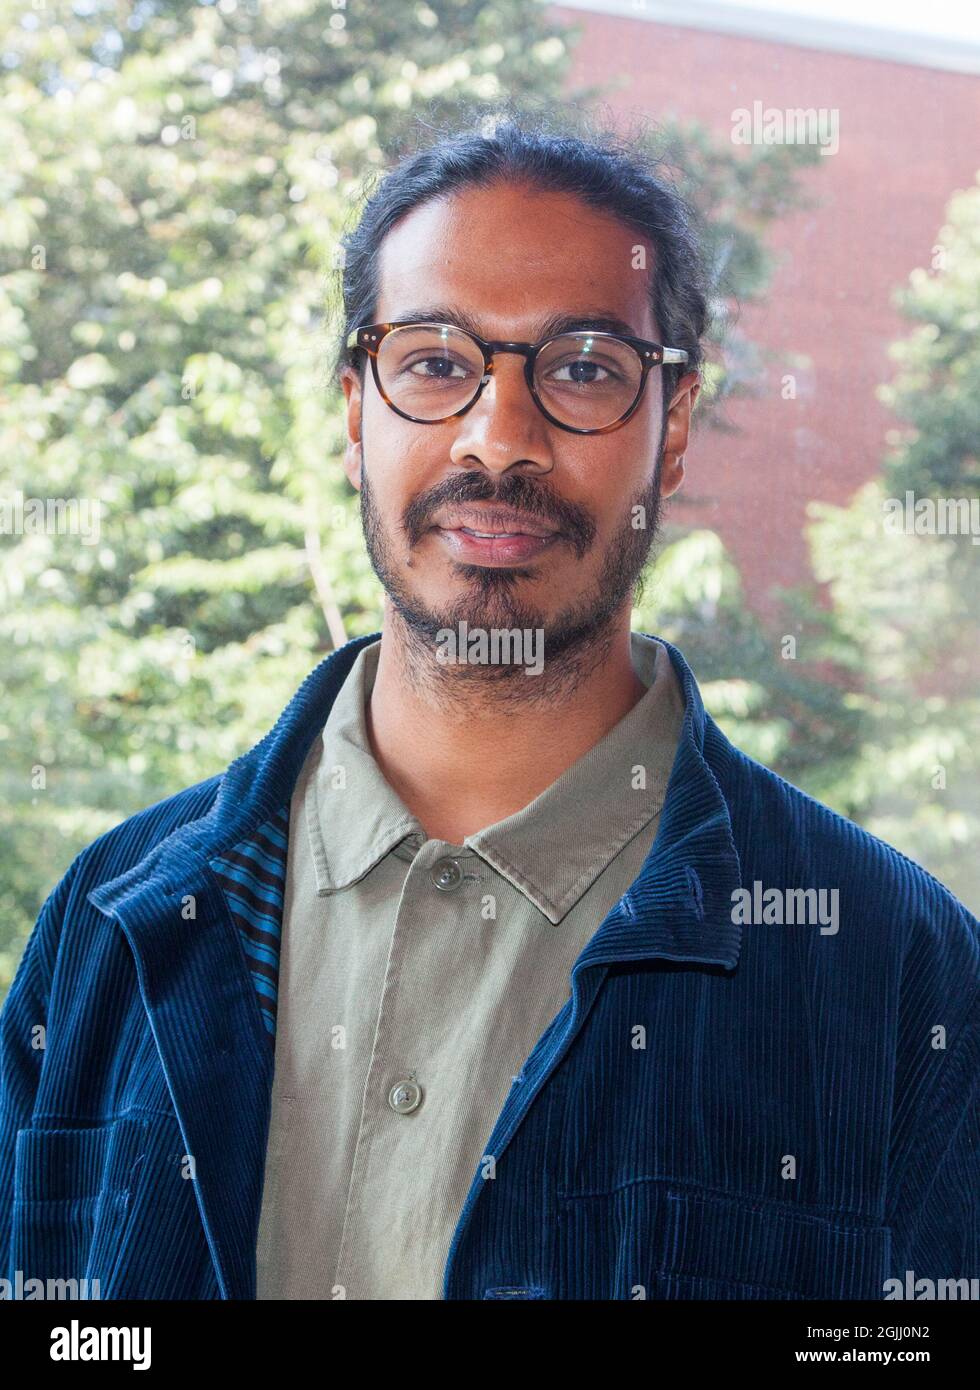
[1,119,977,1302]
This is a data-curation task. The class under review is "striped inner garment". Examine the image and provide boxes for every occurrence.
[210,804,290,1039]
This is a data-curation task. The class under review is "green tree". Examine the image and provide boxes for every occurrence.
[637,177,979,908]
[798,176,979,904]
[0,0,822,992]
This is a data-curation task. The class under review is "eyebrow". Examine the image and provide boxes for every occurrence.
[388,305,645,342]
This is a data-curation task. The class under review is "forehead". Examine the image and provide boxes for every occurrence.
[374,180,658,340]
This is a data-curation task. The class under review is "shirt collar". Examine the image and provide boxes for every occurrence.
[89,629,742,973]
[305,632,686,923]
[302,638,424,895]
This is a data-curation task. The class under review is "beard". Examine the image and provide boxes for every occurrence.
[358,442,664,706]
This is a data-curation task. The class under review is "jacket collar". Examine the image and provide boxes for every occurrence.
[572,637,743,973]
[91,628,743,967]
[86,633,381,1301]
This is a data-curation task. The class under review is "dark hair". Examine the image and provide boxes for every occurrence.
[329,107,711,414]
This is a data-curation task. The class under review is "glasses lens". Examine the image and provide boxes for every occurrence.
[377,324,485,420]
[374,325,644,430]
[534,333,642,430]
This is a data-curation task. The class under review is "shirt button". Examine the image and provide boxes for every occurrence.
[430,857,463,891]
[388,1079,423,1114]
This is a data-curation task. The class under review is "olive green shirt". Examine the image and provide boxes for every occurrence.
[256,631,685,1300]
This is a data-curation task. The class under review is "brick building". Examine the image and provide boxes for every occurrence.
[550,0,980,617]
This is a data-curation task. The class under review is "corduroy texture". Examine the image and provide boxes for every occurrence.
[0,631,977,1300]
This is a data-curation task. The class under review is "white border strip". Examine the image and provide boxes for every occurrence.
[551,0,980,75]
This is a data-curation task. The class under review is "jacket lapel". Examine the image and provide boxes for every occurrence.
[89,856,272,1298]
[86,633,380,1298]
[443,637,743,1293]
[574,637,743,975]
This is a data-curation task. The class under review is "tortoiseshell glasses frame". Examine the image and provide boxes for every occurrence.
[345,319,690,436]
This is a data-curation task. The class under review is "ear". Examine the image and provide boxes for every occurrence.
[340,365,364,491]
[660,371,700,500]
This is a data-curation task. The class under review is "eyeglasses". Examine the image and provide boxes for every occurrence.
[345,320,689,435]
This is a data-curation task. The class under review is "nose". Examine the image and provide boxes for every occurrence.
[448,351,555,476]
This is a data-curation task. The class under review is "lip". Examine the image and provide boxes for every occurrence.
[435,508,558,539]
[434,527,560,565]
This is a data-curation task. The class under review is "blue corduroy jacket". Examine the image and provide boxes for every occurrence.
[1,632,977,1301]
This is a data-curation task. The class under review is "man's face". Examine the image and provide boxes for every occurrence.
[341,179,698,668]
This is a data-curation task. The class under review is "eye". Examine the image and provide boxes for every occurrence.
[404,354,473,380]
[546,356,623,386]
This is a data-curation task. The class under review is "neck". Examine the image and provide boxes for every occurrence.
[363,601,648,843]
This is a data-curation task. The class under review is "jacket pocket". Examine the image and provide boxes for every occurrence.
[10,1113,161,1294]
[658,1187,892,1300]
[557,1180,891,1300]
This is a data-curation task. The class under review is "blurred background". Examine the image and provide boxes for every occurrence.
[1,0,978,999]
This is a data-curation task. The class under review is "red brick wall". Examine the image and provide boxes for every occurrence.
[550,5,979,617]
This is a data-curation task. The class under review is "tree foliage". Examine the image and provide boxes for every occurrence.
[0,0,830,990]
[637,176,980,908]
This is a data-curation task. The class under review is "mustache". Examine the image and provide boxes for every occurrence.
[402,471,596,553]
